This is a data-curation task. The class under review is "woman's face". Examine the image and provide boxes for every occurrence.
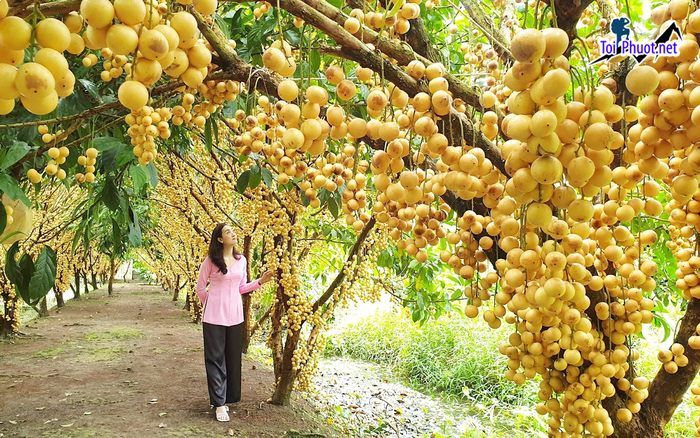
[219,225,237,246]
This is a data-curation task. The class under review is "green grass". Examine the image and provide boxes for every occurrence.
[31,348,65,359]
[324,308,537,406]
[84,327,141,341]
[81,347,127,361]
[324,308,547,438]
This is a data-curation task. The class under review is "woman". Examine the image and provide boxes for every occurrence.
[196,223,273,422]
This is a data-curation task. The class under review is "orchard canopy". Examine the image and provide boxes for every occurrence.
[6,0,700,435]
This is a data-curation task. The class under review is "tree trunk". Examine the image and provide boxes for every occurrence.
[73,269,81,300]
[171,275,179,301]
[83,274,90,294]
[271,327,302,405]
[604,298,700,438]
[108,256,116,295]
[91,272,98,290]
[38,298,49,317]
[184,290,191,311]
[241,235,252,354]
[0,290,18,337]
[55,288,65,309]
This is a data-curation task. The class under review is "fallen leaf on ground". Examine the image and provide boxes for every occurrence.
[158,423,166,428]
[60,423,74,427]
[159,412,167,417]
[84,412,91,415]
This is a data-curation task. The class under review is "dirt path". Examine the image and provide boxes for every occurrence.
[0,283,335,438]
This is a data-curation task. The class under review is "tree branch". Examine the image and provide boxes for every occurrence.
[311,217,376,313]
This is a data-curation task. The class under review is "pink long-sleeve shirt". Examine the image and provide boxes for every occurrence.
[196,255,262,326]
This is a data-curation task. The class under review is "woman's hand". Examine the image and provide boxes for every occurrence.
[258,270,274,284]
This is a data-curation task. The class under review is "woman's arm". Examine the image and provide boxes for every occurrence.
[195,258,212,303]
[239,257,262,294]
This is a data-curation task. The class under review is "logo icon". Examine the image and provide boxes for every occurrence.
[590,17,682,65]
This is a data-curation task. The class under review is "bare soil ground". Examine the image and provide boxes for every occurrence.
[0,283,336,438]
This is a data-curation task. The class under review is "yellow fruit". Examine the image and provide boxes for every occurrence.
[431,90,452,115]
[306,85,328,105]
[367,89,388,111]
[164,48,189,78]
[0,16,32,51]
[169,11,198,45]
[55,70,75,97]
[625,65,660,96]
[139,29,170,60]
[181,66,204,88]
[325,65,345,85]
[27,169,42,184]
[543,69,570,98]
[527,202,552,227]
[15,62,55,99]
[188,44,212,69]
[263,47,286,71]
[344,17,360,33]
[278,57,296,77]
[511,29,546,62]
[583,122,614,150]
[542,27,569,59]
[531,156,563,184]
[35,48,69,80]
[86,148,99,159]
[80,0,116,29]
[0,49,24,66]
[85,25,108,49]
[106,24,139,55]
[21,90,59,115]
[568,199,594,222]
[530,109,558,137]
[193,0,217,15]
[0,98,14,115]
[118,80,149,111]
[0,0,7,19]
[0,64,19,100]
[64,12,84,33]
[278,79,299,101]
[35,18,71,52]
[133,58,163,85]
[67,33,86,55]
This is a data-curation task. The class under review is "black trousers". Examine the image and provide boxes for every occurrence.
[202,322,243,407]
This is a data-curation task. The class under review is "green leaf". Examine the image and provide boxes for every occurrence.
[204,118,213,152]
[130,165,148,192]
[261,166,273,188]
[0,174,30,207]
[92,137,123,151]
[128,208,141,247]
[0,200,6,236]
[16,252,35,305]
[0,141,31,171]
[102,180,121,211]
[112,218,122,250]
[145,162,159,187]
[4,241,23,287]
[27,246,57,304]
[249,165,261,189]
[237,170,250,194]
[78,79,102,104]
[310,50,321,75]
[327,197,339,218]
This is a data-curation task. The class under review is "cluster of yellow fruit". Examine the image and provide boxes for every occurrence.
[125,105,173,165]
[0,14,76,115]
[38,125,66,144]
[75,148,99,183]
[261,40,297,78]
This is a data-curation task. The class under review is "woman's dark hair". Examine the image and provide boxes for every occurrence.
[208,223,242,274]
